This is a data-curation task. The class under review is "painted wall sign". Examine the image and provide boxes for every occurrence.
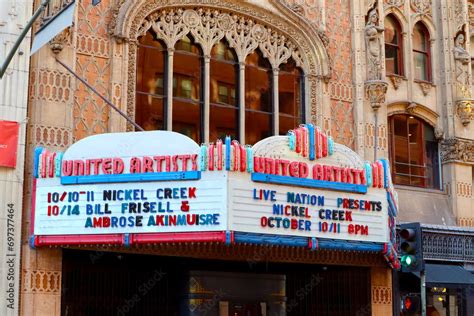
[31,128,399,267]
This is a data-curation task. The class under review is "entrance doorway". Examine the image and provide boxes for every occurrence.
[180,271,285,315]
[226,302,266,316]
[61,249,371,315]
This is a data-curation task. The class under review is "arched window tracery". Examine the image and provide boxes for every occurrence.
[120,5,330,142]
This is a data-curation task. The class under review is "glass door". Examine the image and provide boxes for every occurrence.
[428,288,459,316]
[220,301,267,316]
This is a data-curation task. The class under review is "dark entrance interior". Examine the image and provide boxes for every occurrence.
[61,249,371,316]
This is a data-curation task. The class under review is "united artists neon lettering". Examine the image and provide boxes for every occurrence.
[253,156,366,185]
[62,154,198,176]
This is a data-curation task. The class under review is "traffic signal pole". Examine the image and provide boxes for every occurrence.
[421,271,426,316]
[0,0,50,79]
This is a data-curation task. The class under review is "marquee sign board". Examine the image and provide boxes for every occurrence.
[228,174,388,243]
[34,173,227,235]
[31,127,399,266]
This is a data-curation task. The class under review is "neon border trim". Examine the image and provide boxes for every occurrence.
[31,231,384,254]
[251,173,368,194]
[61,171,201,185]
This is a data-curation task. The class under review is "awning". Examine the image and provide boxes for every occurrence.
[419,264,474,288]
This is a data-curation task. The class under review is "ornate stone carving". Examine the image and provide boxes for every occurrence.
[21,270,61,294]
[384,0,404,8]
[453,0,467,32]
[406,102,418,114]
[29,68,73,103]
[48,28,71,54]
[110,2,330,131]
[108,0,127,36]
[365,80,388,111]
[387,102,439,126]
[216,13,233,32]
[411,0,431,16]
[456,181,472,198]
[453,32,471,99]
[289,4,304,16]
[387,74,405,90]
[364,122,388,150]
[441,137,474,164]
[113,0,330,76]
[183,9,200,28]
[260,31,292,69]
[365,8,384,80]
[458,217,474,227]
[251,24,268,43]
[416,81,433,96]
[317,29,329,50]
[456,99,473,126]
[225,17,259,63]
[434,127,444,140]
[372,286,392,305]
[29,124,72,149]
[469,3,474,28]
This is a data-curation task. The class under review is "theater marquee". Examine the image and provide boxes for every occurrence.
[31,125,399,267]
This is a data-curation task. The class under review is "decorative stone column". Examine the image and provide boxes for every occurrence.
[453,32,472,126]
[371,267,393,315]
[441,138,474,226]
[364,80,388,161]
[364,6,388,161]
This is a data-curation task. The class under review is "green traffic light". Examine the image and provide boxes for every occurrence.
[401,255,416,267]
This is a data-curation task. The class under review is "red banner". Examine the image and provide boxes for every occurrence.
[0,120,20,168]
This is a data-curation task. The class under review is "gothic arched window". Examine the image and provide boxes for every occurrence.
[388,114,440,189]
[132,9,316,145]
[279,58,304,135]
[209,40,239,141]
[245,49,273,145]
[413,22,431,82]
[173,35,203,143]
[384,15,403,76]
[136,31,166,131]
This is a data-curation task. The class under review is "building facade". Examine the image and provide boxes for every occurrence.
[0,0,33,315]
[19,0,474,315]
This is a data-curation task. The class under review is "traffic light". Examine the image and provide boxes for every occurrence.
[398,222,424,272]
[401,294,420,312]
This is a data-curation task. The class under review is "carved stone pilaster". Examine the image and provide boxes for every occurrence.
[365,80,388,111]
[441,137,474,164]
[456,99,474,126]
